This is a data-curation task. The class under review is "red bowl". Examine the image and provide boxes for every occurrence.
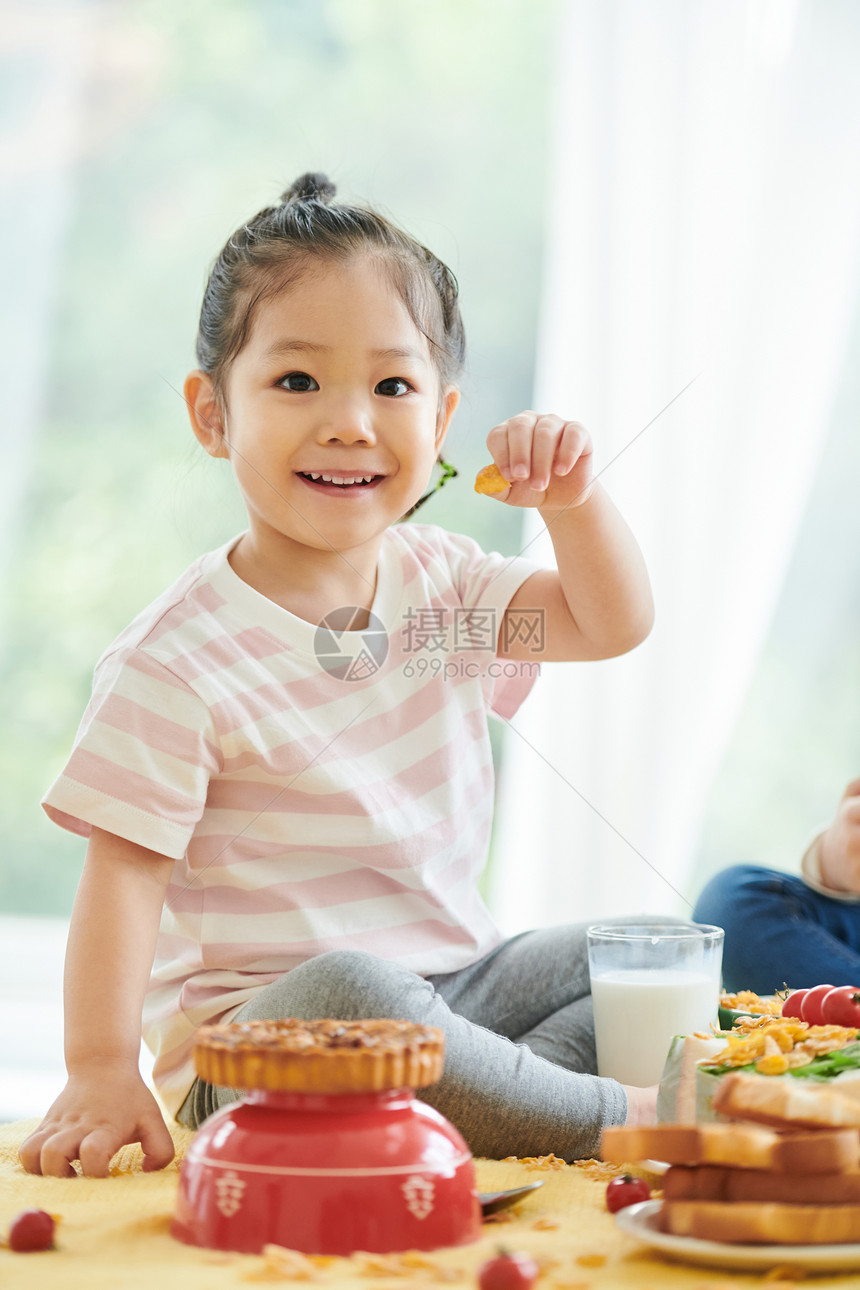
[171,1086,482,1255]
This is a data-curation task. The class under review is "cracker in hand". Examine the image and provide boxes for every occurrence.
[474,463,511,495]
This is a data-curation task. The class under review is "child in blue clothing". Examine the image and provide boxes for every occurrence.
[695,776,860,991]
[22,172,664,1180]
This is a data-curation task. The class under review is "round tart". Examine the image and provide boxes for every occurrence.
[193,1017,446,1094]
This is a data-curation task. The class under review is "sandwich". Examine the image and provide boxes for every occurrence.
[603,1070,860,1244]
[659,1014,860,1124]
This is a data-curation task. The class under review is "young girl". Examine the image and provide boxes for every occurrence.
[22,172,661,1180]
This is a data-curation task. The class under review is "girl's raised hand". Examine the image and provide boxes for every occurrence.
[18,1063,175,1178]
[475,411,595,511]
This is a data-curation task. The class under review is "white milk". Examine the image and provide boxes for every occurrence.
[591,968,719,1087]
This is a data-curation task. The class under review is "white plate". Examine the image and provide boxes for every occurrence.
[614,1200,860,1272]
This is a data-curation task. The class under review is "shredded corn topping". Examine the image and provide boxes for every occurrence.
[705,1016,858,1074]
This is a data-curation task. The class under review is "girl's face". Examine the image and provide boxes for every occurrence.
[192,256,459,565]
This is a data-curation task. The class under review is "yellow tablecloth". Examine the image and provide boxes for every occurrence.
[1,1116,857,1288]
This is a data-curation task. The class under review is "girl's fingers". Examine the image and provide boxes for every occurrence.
[78,1128,124,1179]
[17,1130,47,1175]
[528,414,566,490]
[500,412,537,481]
[486,413,583,492]
[843,799,860,825]
[140,1117,177,1172]
[554,421,592,476]
[37,1131,84,1179]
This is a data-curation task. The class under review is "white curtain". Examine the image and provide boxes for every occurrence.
[0,2,136,1121]
[490,0,860,930]
[0,1,95,648]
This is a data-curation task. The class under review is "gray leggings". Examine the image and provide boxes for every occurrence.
[176,923,647,1160]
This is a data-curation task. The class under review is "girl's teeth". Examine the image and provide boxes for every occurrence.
[305,473,375,485]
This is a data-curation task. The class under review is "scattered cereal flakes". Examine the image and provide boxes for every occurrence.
[123,1215,173,1239]
[242,1269,288,1283]
[515,1154,566,1171]
[531,1217,559,1230]
[575,1253,607,1268]
[350,1250,462,1281]
[354,1252,407,1278]
[483,1210,515,1223]
[397,1252,439,1270]
[109,1165,134,1176]
[763,1267,807,1282]
[571,1159,622,1182]
[535,1256,561,1275]
[242,1244,320,1281]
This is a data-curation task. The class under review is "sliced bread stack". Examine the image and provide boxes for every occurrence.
[602,1073,860,1245]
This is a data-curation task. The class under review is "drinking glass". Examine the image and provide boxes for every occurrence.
[587,923,724,1087]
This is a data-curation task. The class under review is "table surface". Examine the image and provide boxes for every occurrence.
[4,1118,860,1289]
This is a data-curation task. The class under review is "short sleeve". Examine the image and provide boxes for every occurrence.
[41,646,221,860]
[410,524,547,721]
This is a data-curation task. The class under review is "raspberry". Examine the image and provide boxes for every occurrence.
[8,1209,56,1252]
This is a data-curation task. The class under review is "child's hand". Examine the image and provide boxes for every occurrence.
[621,1082,659,1126]
[18,1063,175,1178]
[474,412,594,511]
[819,777,860,895]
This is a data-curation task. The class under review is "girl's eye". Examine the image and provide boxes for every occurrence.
[376,377,412,397]
[279,371,318,392]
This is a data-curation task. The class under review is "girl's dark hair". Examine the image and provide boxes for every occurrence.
[195,172,466,417]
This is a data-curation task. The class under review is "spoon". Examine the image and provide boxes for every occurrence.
[478,1180,545,1215]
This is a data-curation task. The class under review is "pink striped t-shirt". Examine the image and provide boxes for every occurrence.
[41,522,545,1116]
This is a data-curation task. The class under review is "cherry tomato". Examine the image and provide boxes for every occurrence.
[478,1249,539,1290]
[8,1209,55,1253]
[606,1173,651,1213]
[821,986,860,1028]
[801,984,836,1026]
[781,989,807,1019]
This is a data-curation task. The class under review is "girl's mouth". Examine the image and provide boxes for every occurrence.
[296,472,385,496]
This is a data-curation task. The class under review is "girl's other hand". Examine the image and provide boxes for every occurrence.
[620,1082,659,1127]
[819,777,860,895]
[17,1062,175,1178]
[481,411,595,512]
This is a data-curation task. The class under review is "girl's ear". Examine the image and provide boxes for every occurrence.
[184,370,229,459]
[435,385,460,453]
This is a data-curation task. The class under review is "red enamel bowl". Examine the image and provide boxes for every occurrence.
[171,1086,482,1255]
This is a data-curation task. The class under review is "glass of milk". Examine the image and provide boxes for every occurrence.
[587,923,724,1087]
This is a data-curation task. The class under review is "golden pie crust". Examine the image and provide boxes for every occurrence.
[474,463,511,495]
[193,1017,446,1094]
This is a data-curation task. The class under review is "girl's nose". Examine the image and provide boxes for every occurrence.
[316,393,377,444]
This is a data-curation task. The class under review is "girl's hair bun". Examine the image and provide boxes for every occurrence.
[280,172,336,205]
